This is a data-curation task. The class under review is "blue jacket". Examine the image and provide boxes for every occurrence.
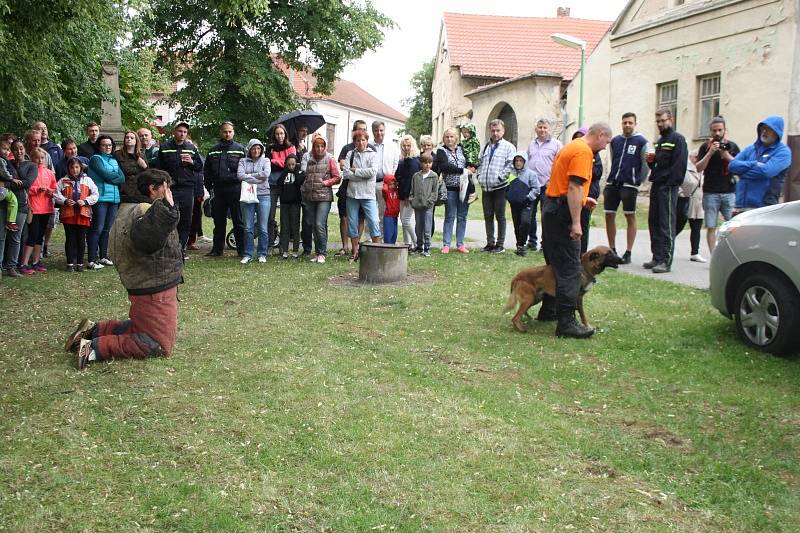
[730,115,792,209]
[505,151,539,206]
[607,133,649,187]
[88,153,125,204]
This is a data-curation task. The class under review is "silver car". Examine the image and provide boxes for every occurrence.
[710,200,800,355]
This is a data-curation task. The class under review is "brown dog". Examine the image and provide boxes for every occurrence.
[504,245,623,332]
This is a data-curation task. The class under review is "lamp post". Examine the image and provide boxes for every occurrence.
[551,33,587,128]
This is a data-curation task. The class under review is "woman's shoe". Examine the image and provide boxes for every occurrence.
[441,245,450,254]
[258,256,267,263]
[456,245,468,254]
[240,256,252,264]
[98,258,114,266]
[19,265,34,275]
[32,263,47,273]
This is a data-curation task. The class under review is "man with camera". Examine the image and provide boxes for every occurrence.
[695,116,739,254]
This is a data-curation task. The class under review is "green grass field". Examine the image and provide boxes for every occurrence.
[1,234,799,530]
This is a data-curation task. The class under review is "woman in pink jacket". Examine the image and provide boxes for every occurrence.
[20,148,57,274]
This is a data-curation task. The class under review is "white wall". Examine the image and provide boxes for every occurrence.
[309,99,404,156]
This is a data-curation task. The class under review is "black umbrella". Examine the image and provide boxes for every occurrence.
[266,110,326,143]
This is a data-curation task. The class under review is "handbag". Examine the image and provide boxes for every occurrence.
[240,181,258,204]
[435,178,448,206]
[202,194,213,218]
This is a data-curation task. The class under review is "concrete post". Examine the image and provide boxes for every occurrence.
[785,0,800,202]
[358,242,408,283]
[101,61,125,144]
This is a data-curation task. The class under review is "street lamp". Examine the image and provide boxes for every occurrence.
[551,32,587,128]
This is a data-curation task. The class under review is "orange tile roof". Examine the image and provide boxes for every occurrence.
[442,12,610,81]
[278,59,407,123]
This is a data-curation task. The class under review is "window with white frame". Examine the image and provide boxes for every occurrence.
[657,81,678,129]
[698,74,721,136]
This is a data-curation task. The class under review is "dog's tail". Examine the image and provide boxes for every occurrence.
[504,281,519,312]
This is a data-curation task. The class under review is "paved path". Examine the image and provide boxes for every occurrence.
[434,218,710,290]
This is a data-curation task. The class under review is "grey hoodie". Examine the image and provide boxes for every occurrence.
[237,139,271,196]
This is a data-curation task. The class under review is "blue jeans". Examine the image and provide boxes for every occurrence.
[528,184,548,247]
[443,190,469,247]
[346,197,380,238]
[383,216,398,244]
[241,195,271,258]
[0,206,26,269]
[303,201,332,255]
[87,202,119,262]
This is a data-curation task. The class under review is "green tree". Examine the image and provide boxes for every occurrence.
[401,59,434,140]
[0,1,159,140]
[136,0,393,147]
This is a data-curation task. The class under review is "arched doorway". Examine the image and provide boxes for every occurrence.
[486,101,518,147]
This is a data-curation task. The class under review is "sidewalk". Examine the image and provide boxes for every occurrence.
[439,218,710,290]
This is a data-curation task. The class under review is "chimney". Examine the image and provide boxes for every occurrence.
[557,7,570,17]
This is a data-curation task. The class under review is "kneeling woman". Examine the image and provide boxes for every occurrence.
[343,130,380,260]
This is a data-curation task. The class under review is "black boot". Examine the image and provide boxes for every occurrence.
[537,296,558,321]
[555,318,595,339]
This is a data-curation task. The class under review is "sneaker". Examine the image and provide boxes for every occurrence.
[482,243,496,252]
[4,267,22,278]
[515,247,527,257]
[492,246,505,254]
[642,259,657,269]
[527,242,537,251]
[64,264,75,272]
[4,222,18,232]
[76,264,85,272]
[441,245,450,254]
[87,261,104,270]
[621,250,631,264]
[652,263,671,273]
[422,249,431,257]
[32,263,47,273]
[240,256,251,264]
[281,253,289,260]
[65,318,96,353]
[556,320,595,339]
[19,265,34,275]
[76,338,95,370]
[258,256,267,263]
[290,253,299,260]
[198,235,213,243]
[310,255,319,263]
[317,255,326,264]
[690,253,707,263]
[205,250,223,257]
[456,245,469,254]
[99,258,114,266]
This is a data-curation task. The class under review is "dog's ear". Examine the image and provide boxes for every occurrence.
[588,251,599,262]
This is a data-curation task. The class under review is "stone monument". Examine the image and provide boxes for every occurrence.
[358,242,408,283]
[101,60,126,144]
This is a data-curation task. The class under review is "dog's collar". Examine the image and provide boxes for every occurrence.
[580,268,597,294]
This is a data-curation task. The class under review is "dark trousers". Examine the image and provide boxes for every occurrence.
[173,189,194,250]
[92,286,177,360]
[541,197,581,323]
[675,197,702,255]
[580,207,591,255]
[528,185,548,247]
[269,189,280,249]
[280,202,301,253]
[301,202,313,253]
[25,213,50,247]
[510,202,533,248]
[482,187,507,247]
[211,188,244,255]
[64,224,87,265]
[187,196,204,245]
[648,184,678,266]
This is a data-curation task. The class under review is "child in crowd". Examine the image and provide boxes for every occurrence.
[0,157,19,231]
[382,174,400,244]
[277,154,305,259]
[55,157,99,271]
[19,148,57,274]
[505,151,539,257]
[459,123,481,168]
[409,153,439,257]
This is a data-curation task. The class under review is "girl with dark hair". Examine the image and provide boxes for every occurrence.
[114,130,148,199]
[55,157,99,271]
[267,124,296,252]
[87,135,125,269]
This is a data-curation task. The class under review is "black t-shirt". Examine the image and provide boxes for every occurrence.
[698,140,740,193]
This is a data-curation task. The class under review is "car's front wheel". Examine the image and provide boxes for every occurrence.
[734,273,800,355]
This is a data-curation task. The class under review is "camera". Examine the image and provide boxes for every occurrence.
[718,141,731,151]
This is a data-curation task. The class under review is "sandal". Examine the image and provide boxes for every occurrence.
[336,248,349,257]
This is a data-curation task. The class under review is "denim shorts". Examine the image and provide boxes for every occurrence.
[702,192,735,228]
